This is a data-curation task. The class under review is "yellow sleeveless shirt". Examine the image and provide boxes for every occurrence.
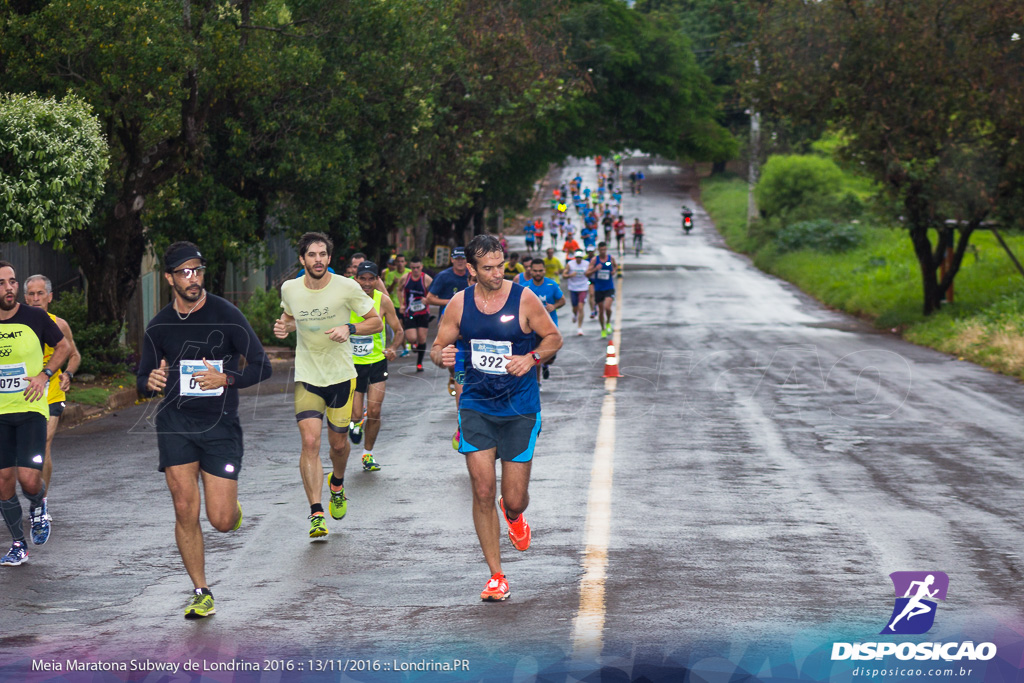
[43,312,65,404]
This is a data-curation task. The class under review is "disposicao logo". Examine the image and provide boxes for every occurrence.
[831,571,997,662]
[882,571,948,635]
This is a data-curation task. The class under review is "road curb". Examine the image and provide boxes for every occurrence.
[59,386,139,431]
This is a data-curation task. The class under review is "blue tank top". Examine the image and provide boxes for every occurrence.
[458,284,540,416]
[593,256,615,291]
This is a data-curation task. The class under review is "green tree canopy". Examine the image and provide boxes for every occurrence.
[0,92,109,242]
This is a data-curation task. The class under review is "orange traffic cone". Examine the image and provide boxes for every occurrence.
[603,342,621,378]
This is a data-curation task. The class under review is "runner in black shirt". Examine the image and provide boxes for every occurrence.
[136,242,272,619]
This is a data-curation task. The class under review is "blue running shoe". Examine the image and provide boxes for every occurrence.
[30,506,50,545]
[1,541,27,566]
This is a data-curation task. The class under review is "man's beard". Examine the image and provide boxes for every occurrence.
[173,281,203,303]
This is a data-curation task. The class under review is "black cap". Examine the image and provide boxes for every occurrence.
[164,243,206,272]
[452,247,466,259]
[356,261,379,277]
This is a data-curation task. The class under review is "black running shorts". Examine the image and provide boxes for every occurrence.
[354,359,388,393]
[402,315,430,330]
[457,409,541,463]
[0,412,47,470]
[294,380,354,432]
[48,401,65,418]
[155,409,244,480]
[595,289,615,304]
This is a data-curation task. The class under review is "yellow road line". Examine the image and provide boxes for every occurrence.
[571,272,624,659]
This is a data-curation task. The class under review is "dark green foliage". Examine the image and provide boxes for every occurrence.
[239,287,295,350]
[776,220,864,254]
[48,290,133,375]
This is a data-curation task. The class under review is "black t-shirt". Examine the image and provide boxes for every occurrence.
[136,293,271,421]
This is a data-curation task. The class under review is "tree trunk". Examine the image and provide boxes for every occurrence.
[69,207,147,331]
[414,212,429,260]
[908,222,942,315]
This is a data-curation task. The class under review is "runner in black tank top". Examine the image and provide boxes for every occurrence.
[398,257,433,371]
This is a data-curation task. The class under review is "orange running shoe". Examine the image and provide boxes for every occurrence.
[480,572,510,601]
[499,497,531,551]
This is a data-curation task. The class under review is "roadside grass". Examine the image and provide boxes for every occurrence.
[66,371,136,407]
[701,175,1024,380]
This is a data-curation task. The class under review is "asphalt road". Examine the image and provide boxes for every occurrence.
[2,159,1023,682]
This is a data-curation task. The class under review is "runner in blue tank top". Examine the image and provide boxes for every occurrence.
[430,234,562,602]
[585,241,618,338]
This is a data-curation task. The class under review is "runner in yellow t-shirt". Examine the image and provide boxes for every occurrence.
[274,232,382,541]
[542,247,563,285]
[0,261,69,564]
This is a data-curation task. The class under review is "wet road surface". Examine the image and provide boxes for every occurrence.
[2,160,1023,681]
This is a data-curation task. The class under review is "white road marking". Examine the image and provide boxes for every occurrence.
[571,273,624,659]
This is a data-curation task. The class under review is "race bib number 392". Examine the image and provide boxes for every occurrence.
[471,339,513,375]
[179,360,225,397]
[0,363,28,393]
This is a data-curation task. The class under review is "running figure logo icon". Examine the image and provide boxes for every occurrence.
[881,571,949,635]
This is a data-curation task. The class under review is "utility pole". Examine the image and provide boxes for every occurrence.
[747,58,761,227]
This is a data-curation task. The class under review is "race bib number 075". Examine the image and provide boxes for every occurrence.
[0,363,28,393]
[471,339,513,375]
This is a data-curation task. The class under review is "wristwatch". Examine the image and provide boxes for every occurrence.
[347,323,357,336]
[65,371,73,381]
[531,352,541,365]
[42,368,53,378]
[225,375,235,387]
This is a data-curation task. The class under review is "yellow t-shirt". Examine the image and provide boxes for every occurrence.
[383,266,409,308]
[281,274,375,386]
[543,256,563,283]
[0,305,62,418]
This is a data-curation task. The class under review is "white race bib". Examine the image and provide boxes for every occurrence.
[471,339,513,375]
[409,297,426,313]
[179,360,225,397]
[351,335,374,357]
[597,269,611,280]
[0,363,28,394]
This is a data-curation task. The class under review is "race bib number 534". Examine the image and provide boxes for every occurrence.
[351,335,374,357]
[471,339,513,375]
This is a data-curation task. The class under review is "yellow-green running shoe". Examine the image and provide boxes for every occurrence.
[230,501,243,532]
[184,589,215,619]
[309,513,329,539]
[328,486,347,520]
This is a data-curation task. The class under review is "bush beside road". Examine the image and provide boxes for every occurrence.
[702,174,1024,380]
